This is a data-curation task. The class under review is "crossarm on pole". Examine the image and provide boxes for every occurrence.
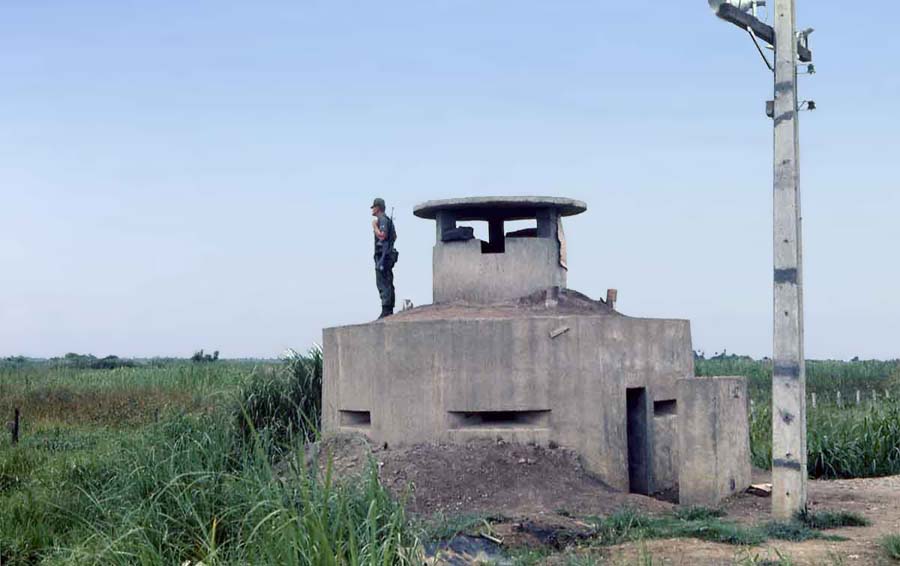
[716,4,813,62]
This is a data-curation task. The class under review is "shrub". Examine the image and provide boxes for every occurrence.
[762,521,827,542]
[233,348,323,449]
[798,509,870,529]
[592,508,764,547]
[674,506,726,522]
[882,534,900,560]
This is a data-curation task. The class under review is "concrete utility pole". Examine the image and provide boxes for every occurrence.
[770,0,807,519]
[707,0,812,518]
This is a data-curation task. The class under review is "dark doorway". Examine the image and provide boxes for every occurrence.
[626,387,650,494]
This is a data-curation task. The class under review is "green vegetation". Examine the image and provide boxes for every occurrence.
[761,520,844,543]
[695,353,900,400]
[882,534,900,561]
[588,508,764,546]
[673,505,726,521]
[697,353,900,479]
[421,506,867,564]
[0,417,417,565]
[234,349,323,448]
[191,349,221,363]
[732,548,798,566]
[798,509,870,530]
[749,400,900,478]
[0,352,894,564]
[0,353,420,565]
[569,507,866,549]
[0,360,248,429]
[420,513,502,541]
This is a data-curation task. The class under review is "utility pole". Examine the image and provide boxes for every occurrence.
[707,0,812,518]
[770,0,806,520]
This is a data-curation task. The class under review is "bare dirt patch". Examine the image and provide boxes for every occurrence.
[315,433,670,517]
[313,434,900,564]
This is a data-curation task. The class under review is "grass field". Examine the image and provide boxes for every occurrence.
[0,354,419,565]
[697,354,900,479]
[1,353,898,564]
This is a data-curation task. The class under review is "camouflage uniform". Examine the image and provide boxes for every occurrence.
[373,200,397,317]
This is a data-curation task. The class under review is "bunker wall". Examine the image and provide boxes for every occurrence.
[677,376,751,506]
[323,315,693,492]
[651,410,679,493]
[432,238,566,304]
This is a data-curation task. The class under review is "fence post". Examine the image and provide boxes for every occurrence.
[887,390,891,400]
[811,392,817,409]
[837,391,842,408]
[856,390,861,406]
[11,408,19,445]
[872,390,877,404]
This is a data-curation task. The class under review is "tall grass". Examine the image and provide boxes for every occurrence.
[750,398,900,478]
[699,355,900,479]
[881,534,900,560]
[234,348,323,449]
[695,356,900,400]
[0,362,258,430]
[0,415,418,565]
[0,352,421,565]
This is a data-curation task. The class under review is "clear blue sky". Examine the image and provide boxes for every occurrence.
[1,1,897,359]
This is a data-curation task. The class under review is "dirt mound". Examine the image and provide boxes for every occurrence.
[313,432,374,479]
[316,433,671,518]
[387,288,619,323]
[310,435,900,564]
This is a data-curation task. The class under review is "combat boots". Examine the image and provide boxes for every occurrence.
[378,306,393,319]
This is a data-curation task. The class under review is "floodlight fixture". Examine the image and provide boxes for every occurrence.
[709,0,766,14]
[798,27,815,49]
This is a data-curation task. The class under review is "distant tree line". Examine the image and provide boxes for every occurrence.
[56,353,137,369]
[1,355,30,368]
[2,350,226,370]
[191,349,220,363]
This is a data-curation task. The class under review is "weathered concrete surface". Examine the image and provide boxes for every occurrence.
[414,196,587,220]
[323,312,693,493]
[651,407,679,493]
[433,238,567,304]
[421,196,585,304]
[677,376,751,506]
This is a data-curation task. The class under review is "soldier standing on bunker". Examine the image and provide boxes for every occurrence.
[371,198,398,319]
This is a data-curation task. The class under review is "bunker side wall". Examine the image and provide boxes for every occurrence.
[323,316,693,492]
[677,376,751,506]
[651,413,679,493]
[432,238,566,304]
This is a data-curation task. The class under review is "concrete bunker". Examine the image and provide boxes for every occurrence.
[414,197,584,305]
[323,196,750,504]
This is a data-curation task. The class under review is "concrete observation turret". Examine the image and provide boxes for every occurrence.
[323,196,750,505]
[414,196,586,304]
